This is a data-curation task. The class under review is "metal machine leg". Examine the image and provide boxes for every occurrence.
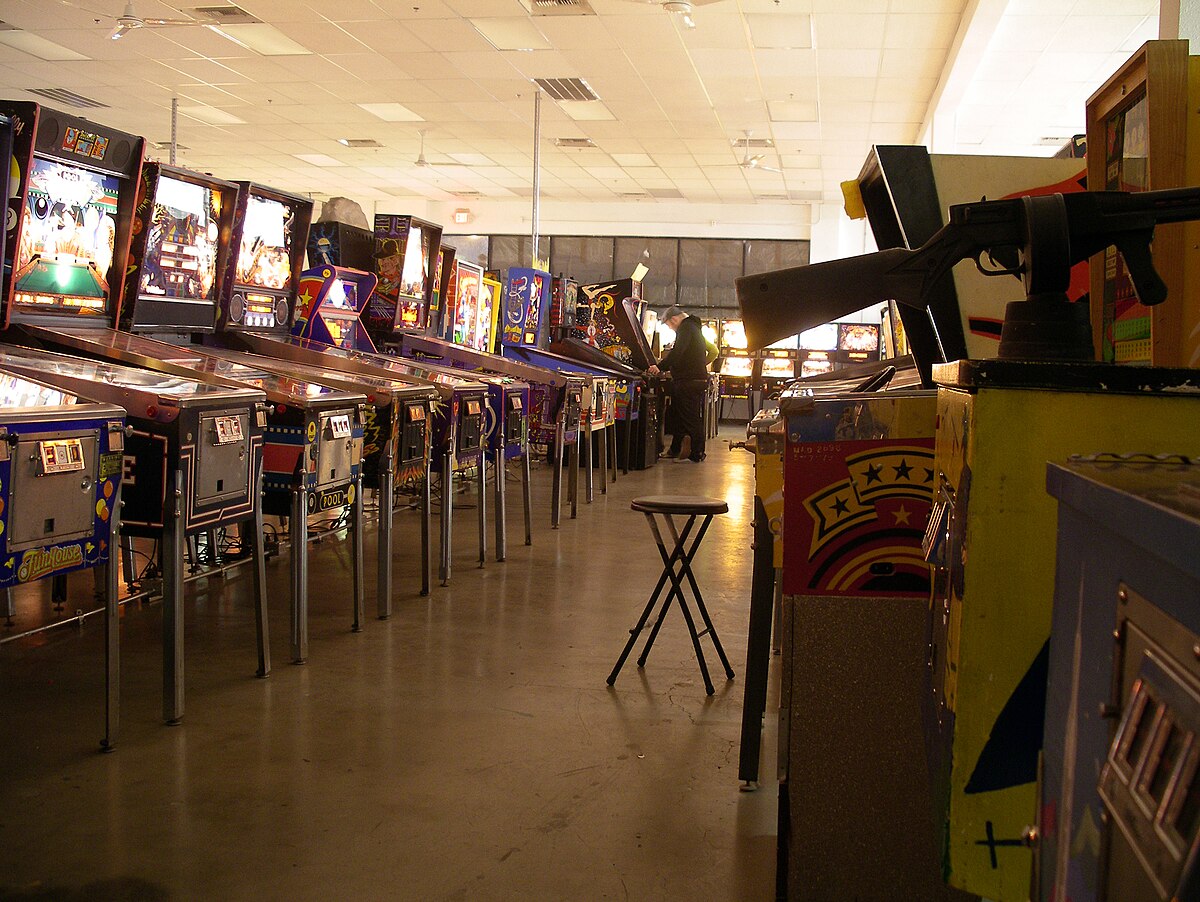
[551,421,564,529]
[206,528,221,568]
[420,460,431,596]
[3,587,13,625]
[477,451,487,566]
[351,473,365,632]
[494,447,507,562]
[584,427,594,503]
[290,483,309,664]
[521,439,532,546]
[162,469,186,724]
[250,470,269,679]
[102,488,121,751]
[377,443,395,619]
[440,449,453,585]
[738,496,776,786]
[607,424,618,484]
[598,425,608,496]
[568,436,579,520]
[121,536,136,589]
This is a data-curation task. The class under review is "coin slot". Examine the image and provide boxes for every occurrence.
[43,518,54,534]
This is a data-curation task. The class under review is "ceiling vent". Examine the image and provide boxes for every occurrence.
[648,188,684,200]
[453,190,483,199]
[522,0,597,15]
[534,78,600,103]
[555,137,597,149]
[25,87,108,109]
[733,136,774,149]
[619,191,649,198]
[338,138,382,148]
[190,5,262,23]
[153,140,191,151]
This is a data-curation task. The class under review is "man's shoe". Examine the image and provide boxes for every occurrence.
[687,453,706,463]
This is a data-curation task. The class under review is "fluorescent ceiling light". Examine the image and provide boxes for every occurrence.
[294,153,345,167]
[357,102,424,122]
[214,23,311,56]
[611,153,656,167]
[179,105,246,125]
[746,14,812,49]
[0,31,88,61]
[768,100,818,122]
[559,100,614,121]
[469,18,551,52]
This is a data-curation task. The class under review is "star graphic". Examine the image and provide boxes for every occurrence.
[893,459,913,479]
[831,497,850,516]
[864,463,883,484]
[922,467,935,483]
[298,289,314,308]
[893,505,912,525]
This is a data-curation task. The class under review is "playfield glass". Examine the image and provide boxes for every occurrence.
[799,323,838,350]
[0,372,78,407]
[237,195,293,291]
[838,323,880,352]
[13,157,119,313]
[138,175,220,302]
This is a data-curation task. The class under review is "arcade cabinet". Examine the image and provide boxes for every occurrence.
[371,213,442,342]
[0,105,271,726]
[755,335,798,405]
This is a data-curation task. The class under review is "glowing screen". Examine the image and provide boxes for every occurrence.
[237,195,292,290]
[139,175,220,302]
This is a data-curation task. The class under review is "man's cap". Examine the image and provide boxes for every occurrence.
[662,305,685,321]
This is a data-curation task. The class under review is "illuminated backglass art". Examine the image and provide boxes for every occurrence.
[139,175,221,303]
[237,195,293,294]
[13,157,118,313]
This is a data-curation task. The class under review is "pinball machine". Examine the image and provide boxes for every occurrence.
[549,274,578,344]
[293,257,530,564]
[236,210,487,586]
[0,363,126,751]
[716,319,754,421]
[565,276,663,470]
[19,164,382,666]
[755,334,799,403]
[0,104,271,726]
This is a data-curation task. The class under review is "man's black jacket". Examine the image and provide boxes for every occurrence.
[658,315,708,381]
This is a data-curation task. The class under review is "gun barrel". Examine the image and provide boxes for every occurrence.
[1086,186,1200,224]
[736,248,914,350]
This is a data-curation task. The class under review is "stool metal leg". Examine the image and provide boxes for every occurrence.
[633,514,700,668]
[660,514,736,681]
[645,513,718,694]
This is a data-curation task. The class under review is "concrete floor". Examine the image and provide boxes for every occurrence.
[0,427,777,901]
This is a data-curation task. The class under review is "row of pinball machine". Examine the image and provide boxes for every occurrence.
[735,40,1200,902]
[0,100,688,755]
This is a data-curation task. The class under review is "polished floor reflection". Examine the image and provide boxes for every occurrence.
[0,428,776,901]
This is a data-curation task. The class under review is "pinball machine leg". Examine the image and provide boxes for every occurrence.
[377,443,395,619]
[622,415,633,475]
[568,435,579,520]
[521,439,532,546]
[351,473,365,632]
[494,447,506,562]
[162,469,186,725]
[598,425,608,496]
[607,424,618,484]
[102,493,120,751]
[477,451,487,567]
[206,529,221,569]
[551,422,564,530]
[290,484,309,664]
[250,470,269,678]
[440,449,453,586]
[584,427,594,504]
[3,587,13,626]
[420,460,432,597]
[121,536,136,590]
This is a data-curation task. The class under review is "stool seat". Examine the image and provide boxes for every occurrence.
[631,495,729,516]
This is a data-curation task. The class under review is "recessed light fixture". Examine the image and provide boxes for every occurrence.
[357,103,423,123]
[0,28,87,62]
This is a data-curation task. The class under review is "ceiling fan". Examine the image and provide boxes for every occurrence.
[413,130,469,170]
[735,130,783,174]
[61,0,210,41]
[620,0,724,29]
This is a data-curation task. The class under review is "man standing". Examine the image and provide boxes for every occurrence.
[648,305,708,462]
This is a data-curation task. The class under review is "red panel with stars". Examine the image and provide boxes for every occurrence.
[783,438,935,596]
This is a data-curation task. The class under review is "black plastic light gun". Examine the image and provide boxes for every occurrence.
[737,187,1200,359]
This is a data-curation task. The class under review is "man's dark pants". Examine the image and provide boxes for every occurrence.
[667,378,707,459]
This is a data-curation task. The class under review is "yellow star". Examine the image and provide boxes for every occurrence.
[893,504,911,525]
